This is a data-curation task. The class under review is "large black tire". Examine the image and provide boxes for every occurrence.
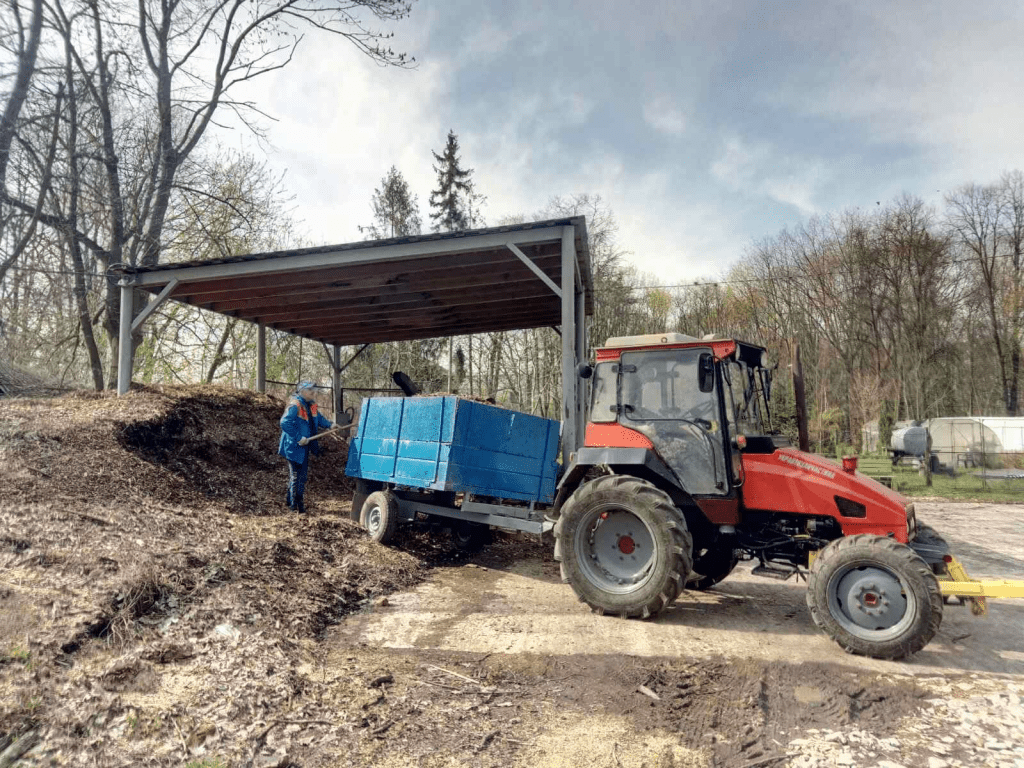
[807,534,943,659]
[451,521,491,552]
[360,490,399,545]
[350,479,376,523]
[687,545,739,591]
[915,523,950,577]
[553,475,693,619]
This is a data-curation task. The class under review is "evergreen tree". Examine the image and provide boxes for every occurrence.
[429,130,476,232]
[359,166,422,239]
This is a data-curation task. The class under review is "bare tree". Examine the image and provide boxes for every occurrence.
[946,182,1018,414]
[1,0,416,388]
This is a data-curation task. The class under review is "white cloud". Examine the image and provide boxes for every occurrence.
[710,137,823,215]
[643,97,686,136]
[765,5,1024,189]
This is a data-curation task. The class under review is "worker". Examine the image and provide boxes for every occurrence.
[278,380,336,513]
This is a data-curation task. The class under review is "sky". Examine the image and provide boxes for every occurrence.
[228,0,1024,284]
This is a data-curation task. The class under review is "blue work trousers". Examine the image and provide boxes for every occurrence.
[287,455,309,505]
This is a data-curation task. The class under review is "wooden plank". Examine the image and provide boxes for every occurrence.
[283,304,560,338]
[186,253,562,309]
[157,243,561,300]
[250,285,559,324]
[306,315,560,345]
[212,267,560,315]
[132,225,566,288]
[284,312,560,341]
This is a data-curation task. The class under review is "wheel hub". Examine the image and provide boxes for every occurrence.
[832,566,908,632]
[577,507,657,593]
[854,584,890,616]
[366,505,382,534]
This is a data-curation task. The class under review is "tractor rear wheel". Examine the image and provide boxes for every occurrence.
[807,534,943,659]
[554,475,693,619]
[688,545,739,591]
[360,490,399,545]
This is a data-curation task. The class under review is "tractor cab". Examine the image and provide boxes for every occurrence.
[583,332,778,506]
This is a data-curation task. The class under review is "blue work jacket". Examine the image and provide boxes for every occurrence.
[278,396,332,463]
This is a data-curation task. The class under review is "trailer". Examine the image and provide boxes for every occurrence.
[345,395,560,547]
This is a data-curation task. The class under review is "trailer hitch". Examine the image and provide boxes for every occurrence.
[938,555,1024,616]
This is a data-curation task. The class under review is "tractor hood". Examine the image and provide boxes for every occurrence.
[740,447,913,542]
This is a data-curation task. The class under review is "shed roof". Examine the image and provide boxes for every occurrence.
[125,217,592,347]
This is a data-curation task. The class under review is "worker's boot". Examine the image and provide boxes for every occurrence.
[296,495,306,515]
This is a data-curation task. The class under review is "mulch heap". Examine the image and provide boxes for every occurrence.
[0,384,427,765]
[0,383,353,514]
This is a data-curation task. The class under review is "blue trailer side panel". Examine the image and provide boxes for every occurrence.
[345,396,559,503]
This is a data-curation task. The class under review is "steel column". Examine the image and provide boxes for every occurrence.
[256,324,266,393]
[561,226,578,467]
[332,345,342,420]
[117,282,134,395]
[576,278,587,448]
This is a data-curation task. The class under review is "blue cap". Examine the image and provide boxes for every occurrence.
[296,380,317,393]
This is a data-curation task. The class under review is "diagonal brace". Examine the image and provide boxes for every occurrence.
[507,242,561,299]
[339,343,372,374]
[131,278,179,332]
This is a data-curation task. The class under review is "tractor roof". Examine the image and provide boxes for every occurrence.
[597,333,768,367]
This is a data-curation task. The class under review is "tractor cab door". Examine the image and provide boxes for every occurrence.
[618,348,728,496]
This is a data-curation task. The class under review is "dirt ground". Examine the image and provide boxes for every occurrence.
[1,386,1023,768]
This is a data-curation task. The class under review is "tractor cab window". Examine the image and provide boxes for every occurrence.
[619,349,717,426]
[724,360,768,435]
[590,362,618,423]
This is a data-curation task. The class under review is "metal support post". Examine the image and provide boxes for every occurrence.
[256,324,266,393]
[332,345,342,420]
[117,282,134,395]
[576,281,587,447]
[560,226,578,467]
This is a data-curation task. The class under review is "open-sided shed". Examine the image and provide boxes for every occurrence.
[115,217,593,463]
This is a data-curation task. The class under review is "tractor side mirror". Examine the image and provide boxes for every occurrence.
[577,363,593,379]
[698,354,715,393]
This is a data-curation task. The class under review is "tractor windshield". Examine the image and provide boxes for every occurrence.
[724,359,772,435]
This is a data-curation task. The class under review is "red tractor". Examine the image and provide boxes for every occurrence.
[552,333,946,660]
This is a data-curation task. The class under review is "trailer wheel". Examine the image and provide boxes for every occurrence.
[554,475,693,619]
[688,545,739,591]
[807,534,943,659]
[452,521,491,552]
[360,491,398,545]
[351,479,379,524]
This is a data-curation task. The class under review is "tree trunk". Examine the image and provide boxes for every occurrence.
[1008,347,1020,416]
[0,0,43,191]
[60,21,104,390]
[205,319,237,383]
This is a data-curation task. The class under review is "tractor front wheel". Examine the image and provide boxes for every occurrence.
[807,534,943,659]
[554,475,693,619]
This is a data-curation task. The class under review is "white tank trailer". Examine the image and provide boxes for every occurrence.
[890,425,940,472]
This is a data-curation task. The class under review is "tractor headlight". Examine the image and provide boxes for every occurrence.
[905,502,918,540]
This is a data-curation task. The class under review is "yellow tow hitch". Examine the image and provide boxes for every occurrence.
[937,555,1024,616]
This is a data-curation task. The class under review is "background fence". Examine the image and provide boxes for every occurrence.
[857,453,1024,501]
